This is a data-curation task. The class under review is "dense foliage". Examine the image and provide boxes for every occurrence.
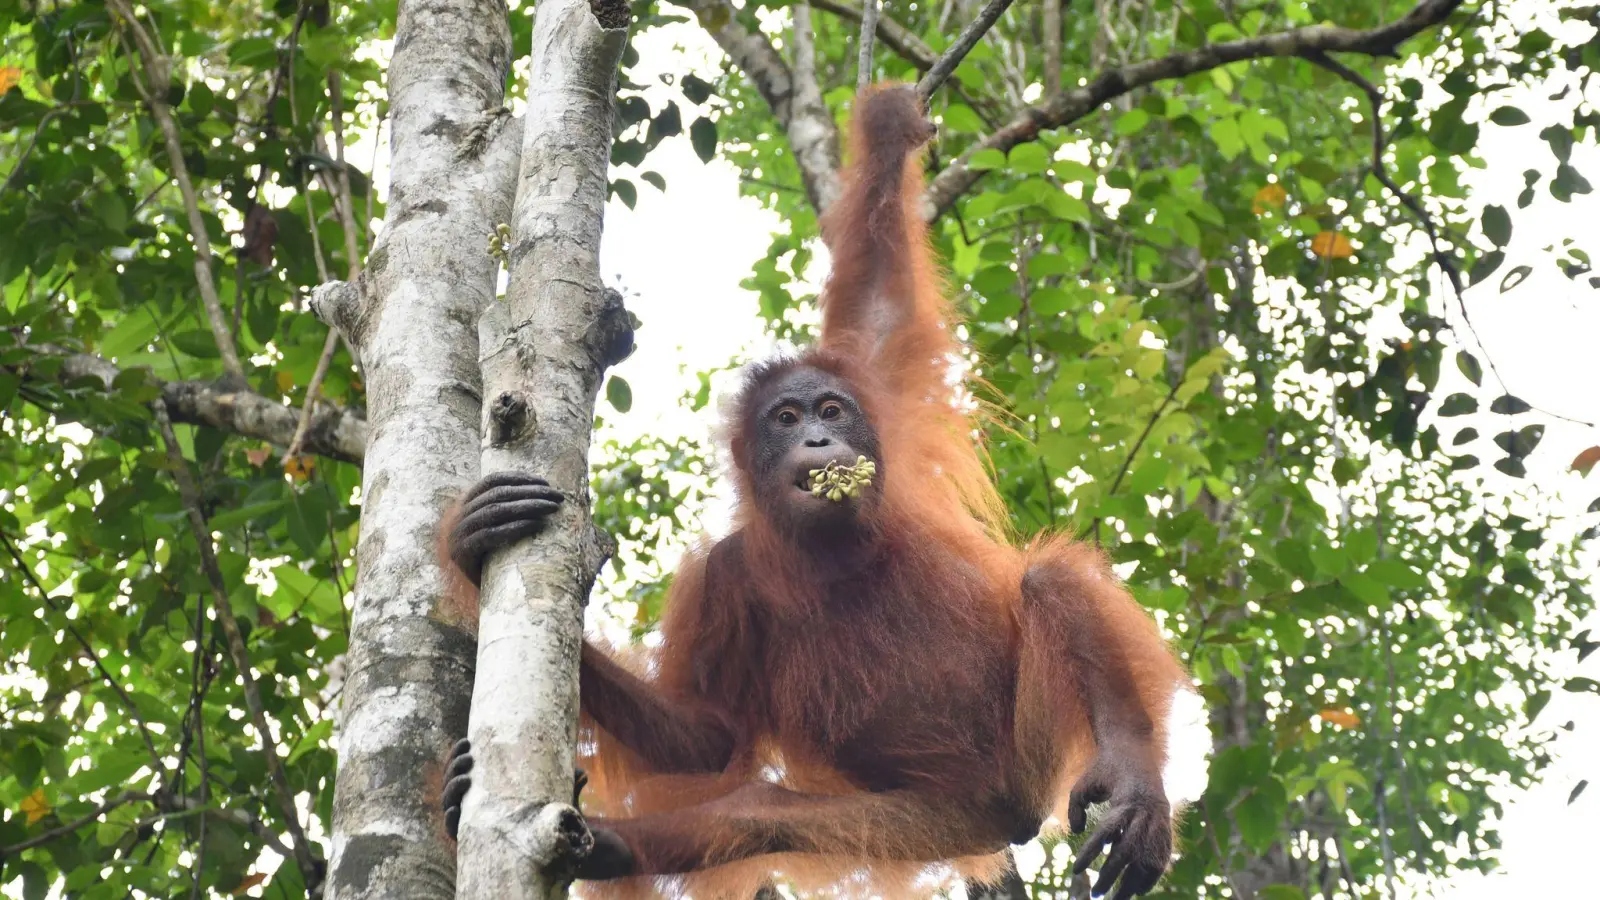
[3,1,1598,898]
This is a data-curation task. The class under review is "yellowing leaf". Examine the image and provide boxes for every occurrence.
[283,455,314,481]
[0,67,23,94]
[1311,231,1355,259]
[245,445,273,467]
[274,370,295,393]
[1317,708,1361,729]
[1572,446,1600,476]
[21,788,50,825]
[1252,183,1288,214]
[231,872,268,895]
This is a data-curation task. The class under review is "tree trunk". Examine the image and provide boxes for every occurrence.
[316,0,521,897]
[452,2,630,899]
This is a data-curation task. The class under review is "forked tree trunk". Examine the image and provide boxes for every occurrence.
[452,2,630,900]
[314,1,522,898]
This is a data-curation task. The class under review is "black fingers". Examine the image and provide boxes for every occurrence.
[1068,777,1112,833]
[1072,807,1127,874]
[462,471,551,505]
[576,826,638,880]
[1074,803,1172,899]
[448,475,566,584]
[442,739,475,840]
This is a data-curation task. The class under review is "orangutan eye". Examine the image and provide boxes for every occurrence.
[820,401,844,420]
[777,409,800,426]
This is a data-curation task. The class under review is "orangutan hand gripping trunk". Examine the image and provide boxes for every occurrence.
[439,85,1200,900]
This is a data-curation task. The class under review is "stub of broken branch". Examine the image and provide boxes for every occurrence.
[309,280,363,349]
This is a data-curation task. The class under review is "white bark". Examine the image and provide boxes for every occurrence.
[322,0,523,898]
[453,2,628,899]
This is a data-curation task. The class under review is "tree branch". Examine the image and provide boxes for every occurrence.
[288,71,366,461]
[856,0,879,90]
[12,345,368,463]
[680,0,841,212]
[922,0,1467,219]
[1043,0,1062,96]
[0,791,148,855]
[106,0,247,384]
[811,0,935,69]
[152,400,323,891]
[915,0,1017,104]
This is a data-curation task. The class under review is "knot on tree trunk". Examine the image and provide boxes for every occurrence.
[588,0,630,30]
[489,391,533,446]
[593,287,636,370]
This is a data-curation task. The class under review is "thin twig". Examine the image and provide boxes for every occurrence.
[0,532,165,770]
[0,791,148,855]
[107,0,246,384]
[1091,378,1182,546]
[288,72,365,462]
[1043,0,1063,96]
[915,0,1017,103]
[0,109,65,198]
[151,400,322,890]
[1304,51,1594,428]
[856,0,879,90]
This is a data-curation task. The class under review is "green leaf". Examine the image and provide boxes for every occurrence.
[1340,571,1387,606]
[967,148,1007,171]
[1470,249,1505,285]
[1367,558,1427,590]
[940,104,983,133]
[1494,424,1544,458]
[1114,108,1151,136]
[1489,106,1532,126]
[1572,780,1590,805]
[1565,676,1600,694]
[1437,393,1477,416]
[1490,394,1532,415]
[640,171,667,192]
[607,375,633,413]
[170,330,221,359]
[1553,163,1593,201]
[1234,786,1282,853]
[1456,350,1483,386]
[1008,143,1050,175]
[689,116,717,163]
[1541,124,1574,163]
[1452,427,1478,445]
[1481,204,1511,247]
[611,178,637,209]
[680,74,713,104]
[1494,457,1528,478]
[1209,117,1244,161]
[1500,265,1533,292]
[1310,542,1345,577]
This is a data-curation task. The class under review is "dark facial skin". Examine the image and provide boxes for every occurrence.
[742,366,883,537]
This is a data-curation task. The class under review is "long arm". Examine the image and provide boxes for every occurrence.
[1012,540,1187,900]
[580,642,738,775]
[816,85,942,364]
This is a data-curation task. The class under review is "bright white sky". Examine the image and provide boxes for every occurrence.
[580,16,1600,900]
